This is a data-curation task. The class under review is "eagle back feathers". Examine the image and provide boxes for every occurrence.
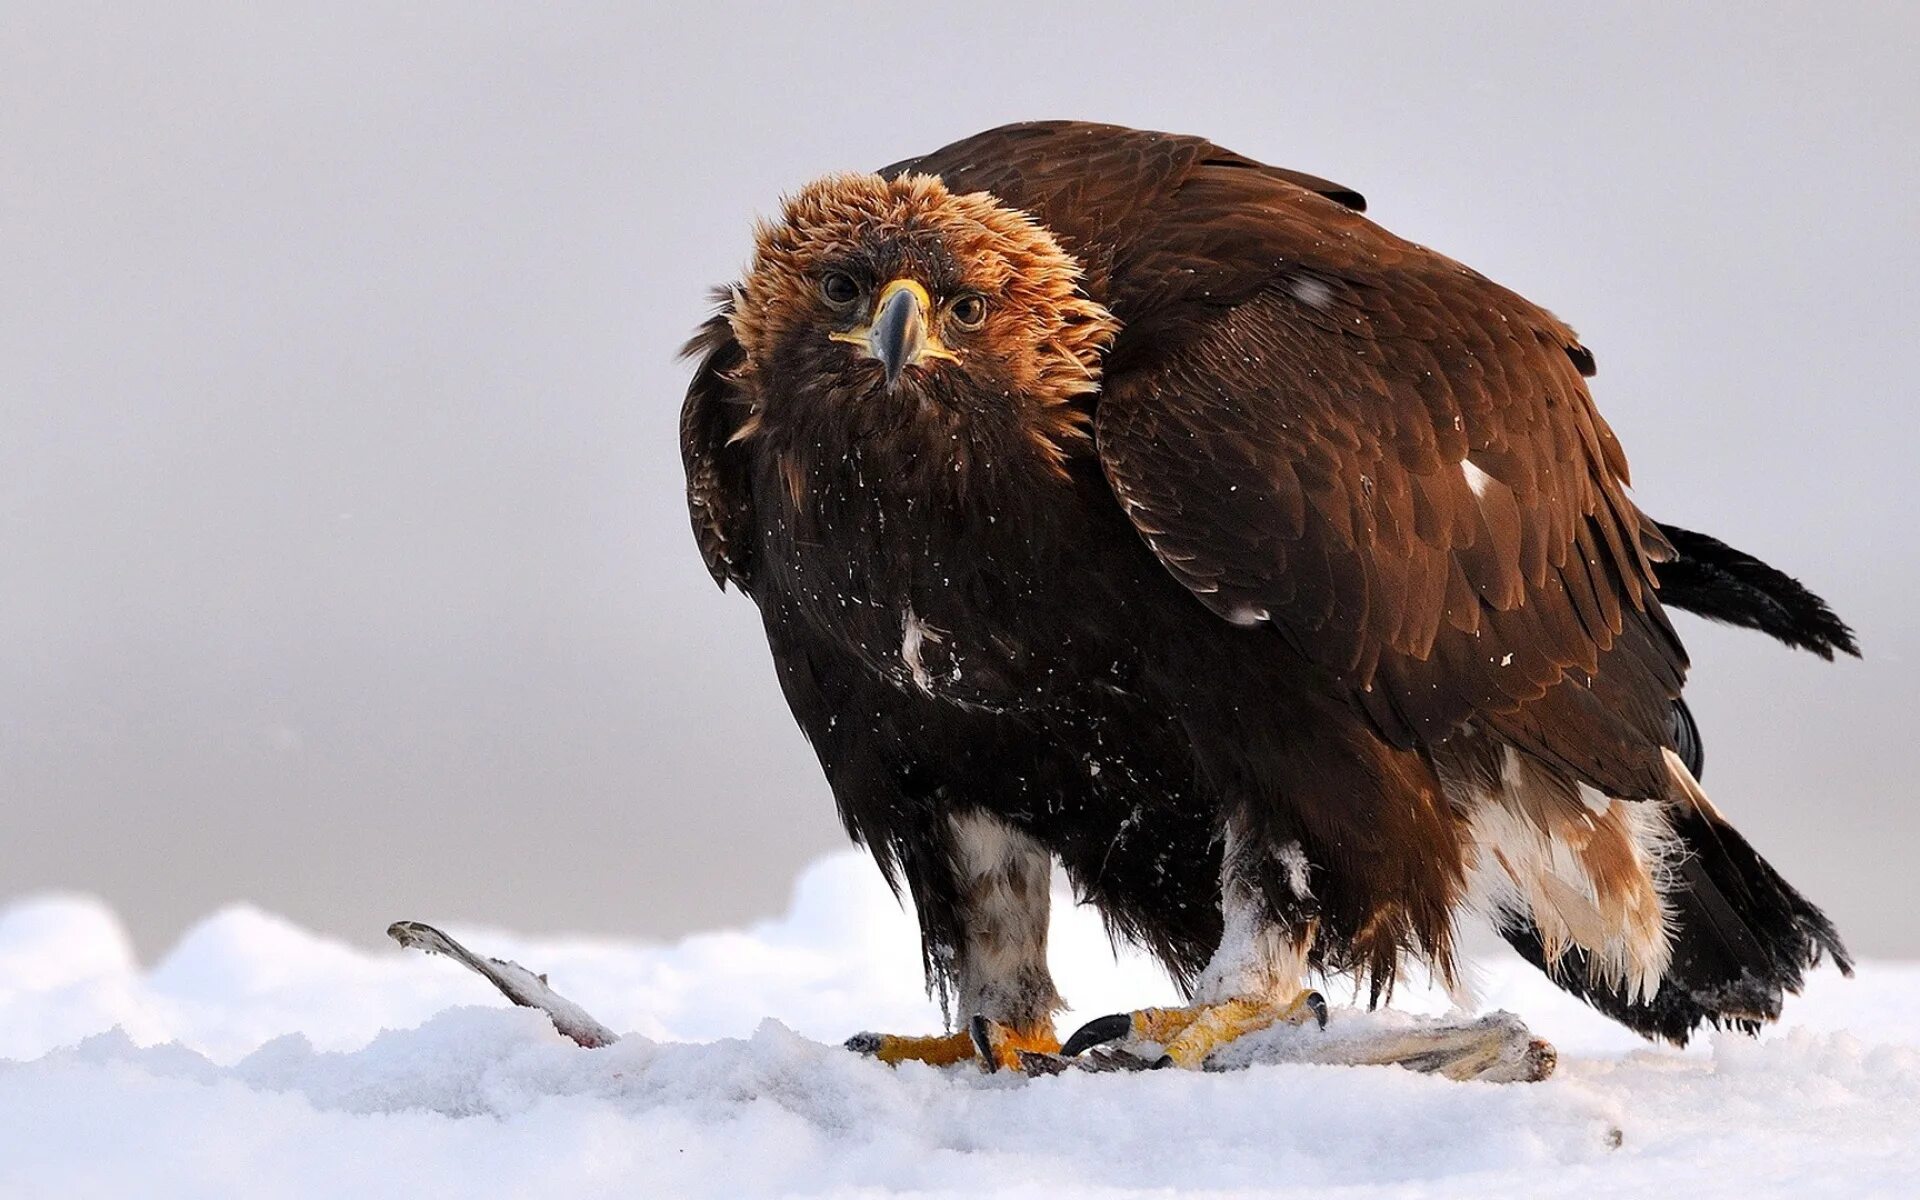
[893,121,1688,800]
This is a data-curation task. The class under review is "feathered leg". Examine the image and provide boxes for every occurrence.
[1062,818,1328,1068]
[847,809,1063,1071]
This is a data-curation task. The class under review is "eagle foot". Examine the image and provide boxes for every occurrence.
[845,1020,1060,1072]
[1061,991,1329,1069]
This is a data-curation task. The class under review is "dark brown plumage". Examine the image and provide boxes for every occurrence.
[681,121,1853,1056]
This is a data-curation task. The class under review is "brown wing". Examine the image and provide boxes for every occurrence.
[680,307,756,591]
[895,122,1686,799]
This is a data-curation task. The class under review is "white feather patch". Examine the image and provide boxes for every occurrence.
[1462,458,1496,499]
[1454,748,1678,1004]
[901,609,942,695]
[1288,276,1334,310]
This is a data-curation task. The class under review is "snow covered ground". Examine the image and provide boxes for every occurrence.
[0,852,1913,1198]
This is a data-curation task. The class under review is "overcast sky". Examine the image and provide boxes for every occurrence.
[3,3,1916,961]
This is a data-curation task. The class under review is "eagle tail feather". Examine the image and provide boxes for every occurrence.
[1653,522,1860,660]
[1504,798,1850,1045]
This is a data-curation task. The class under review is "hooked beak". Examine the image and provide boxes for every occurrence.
[868,281,925,388]
[830,278,957,388]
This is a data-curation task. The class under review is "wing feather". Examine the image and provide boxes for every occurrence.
[953,134,1689,797]
[679,309,757,591]
[877,122,1685,796]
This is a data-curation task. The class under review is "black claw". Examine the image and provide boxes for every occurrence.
[844,1032,882,1055]
[1305,991,1329,1030]
[968,1014,1000,1073]
[1060,1012,1135,1058]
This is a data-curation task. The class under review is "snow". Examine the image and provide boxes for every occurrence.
[0,853,1914,1198]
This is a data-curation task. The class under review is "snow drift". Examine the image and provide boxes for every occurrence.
[0,852,1913,1198]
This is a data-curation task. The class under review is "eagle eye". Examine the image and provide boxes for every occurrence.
[819,271,861,307]
[948,292,988,330]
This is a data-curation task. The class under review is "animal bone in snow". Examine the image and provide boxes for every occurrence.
[386,920,619,1049]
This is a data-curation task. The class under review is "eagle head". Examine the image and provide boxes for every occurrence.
[724,173,1118,477]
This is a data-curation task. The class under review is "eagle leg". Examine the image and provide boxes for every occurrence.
[845,810,1066,1073]
[1060,991,1328,1069]
[1065,815,1329,1069]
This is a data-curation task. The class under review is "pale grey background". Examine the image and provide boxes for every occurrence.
[3,3,1916,960]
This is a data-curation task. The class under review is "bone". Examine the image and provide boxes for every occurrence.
[386,920,620,1049]
[1206,1010,1556,1083]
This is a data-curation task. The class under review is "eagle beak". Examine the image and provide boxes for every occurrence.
[869,279,928,388]
[830,278,957,388]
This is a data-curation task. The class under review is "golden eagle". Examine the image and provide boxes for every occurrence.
[681,121,1856,1074]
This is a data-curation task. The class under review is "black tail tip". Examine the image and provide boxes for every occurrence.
[1506,804,1851,1047]
[1655,523,1861,660]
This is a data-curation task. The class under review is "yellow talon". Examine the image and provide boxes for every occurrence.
[858,1030,979,1068]
[1161,994,1308,1068]
[967,1017,1063,1073]
[1064,991,1327,1069]
[1128,1005,1208,1045]
[848,1022,1060,1071]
